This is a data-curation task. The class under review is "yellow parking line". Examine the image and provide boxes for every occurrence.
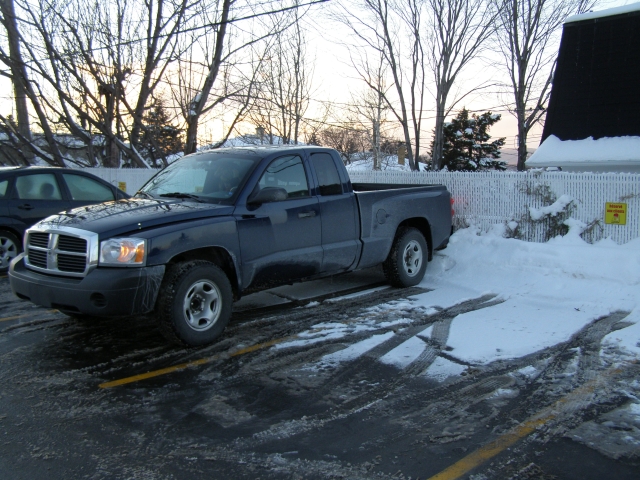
[0,310,58,322]
[427,365,627,480]
[427,417,550,480]
[99,336,295,389]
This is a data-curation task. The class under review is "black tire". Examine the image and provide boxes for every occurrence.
[0,230,21,272]
[382,227,428,288]
[156,260,233,346]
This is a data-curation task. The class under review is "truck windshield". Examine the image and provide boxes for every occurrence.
[138,154,259,204]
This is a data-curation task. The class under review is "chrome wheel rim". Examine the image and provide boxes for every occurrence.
[402,240,423,277]
[0,236,18,269]
[183,280,222,332]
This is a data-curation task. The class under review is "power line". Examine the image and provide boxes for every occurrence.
[15,0,330,58]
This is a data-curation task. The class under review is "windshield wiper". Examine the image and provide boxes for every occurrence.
[158,192,205,202]
[135,191,155,199]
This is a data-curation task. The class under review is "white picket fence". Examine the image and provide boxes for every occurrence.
[350,170,640,244]
[86,167,640,245]
[86,167,158,195]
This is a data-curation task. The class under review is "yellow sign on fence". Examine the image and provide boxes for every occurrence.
[118,182,127,193]
[605,202,627,225]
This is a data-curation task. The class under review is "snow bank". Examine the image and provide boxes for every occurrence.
[278,225,640,373]
[417,228,640,364]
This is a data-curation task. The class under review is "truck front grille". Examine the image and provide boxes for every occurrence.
[27,248,47,268]
[58,236,87,253]
[24,227,97,277]
[57,253,87,273]
[29,232,49,248]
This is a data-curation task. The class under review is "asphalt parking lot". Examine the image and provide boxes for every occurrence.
[1,266,639,480]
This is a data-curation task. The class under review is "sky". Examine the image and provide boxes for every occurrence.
[276,225,640,376]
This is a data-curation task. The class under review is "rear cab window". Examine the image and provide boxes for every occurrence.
[310,152,343,196]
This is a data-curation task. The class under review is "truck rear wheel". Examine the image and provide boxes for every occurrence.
[157,260,233,346]
[383,227,428,288]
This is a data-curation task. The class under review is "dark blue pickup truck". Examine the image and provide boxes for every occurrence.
[9,146,452,346]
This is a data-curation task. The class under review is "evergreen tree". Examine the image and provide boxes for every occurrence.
[431,108,506,171]
[140,98,183,168]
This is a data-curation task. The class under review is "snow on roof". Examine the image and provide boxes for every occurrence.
[527,135,640,169]
[565,2,640,23]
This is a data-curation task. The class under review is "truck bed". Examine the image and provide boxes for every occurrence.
[352,184,451,270]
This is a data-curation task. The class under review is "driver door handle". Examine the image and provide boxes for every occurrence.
[18,204,34,210]
[298,211,316,218]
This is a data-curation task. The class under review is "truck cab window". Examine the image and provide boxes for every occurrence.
[259,155,309,198]
[311,153,343,196]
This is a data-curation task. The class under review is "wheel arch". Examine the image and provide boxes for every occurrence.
[0,224,25,248]
[165,247,240,300]
[396,217,433,260]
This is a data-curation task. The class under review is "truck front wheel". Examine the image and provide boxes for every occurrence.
[157,260,233,346]
[383,227,428,288]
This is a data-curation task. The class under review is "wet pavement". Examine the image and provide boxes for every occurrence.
[0,267,639,479]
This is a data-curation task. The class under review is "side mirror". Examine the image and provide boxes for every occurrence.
[247,187,288,205]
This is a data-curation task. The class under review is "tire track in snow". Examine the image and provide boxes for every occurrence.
[481,311,635,442]
[225,295,505,447]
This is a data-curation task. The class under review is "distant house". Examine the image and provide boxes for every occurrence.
[527,3,640,172]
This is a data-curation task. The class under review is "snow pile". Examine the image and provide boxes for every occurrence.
[281,225,640,375]
[421,227,640,364]
[527,135,640,165]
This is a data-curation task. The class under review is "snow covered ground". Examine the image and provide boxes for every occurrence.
[280,225,640,380]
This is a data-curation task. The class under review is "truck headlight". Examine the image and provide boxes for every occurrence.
[99,238,147,266]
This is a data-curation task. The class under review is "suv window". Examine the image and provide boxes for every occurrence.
[15,174,62,200]
[259,156,309,198]
[63,173,114,201]
[0,180,7,198]
[311,153,343,196]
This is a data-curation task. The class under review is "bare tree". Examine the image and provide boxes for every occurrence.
[348,54,390,170]
[318,125,367,164]
[492,0,596,170]
[0,0,32,163]
[182,0,232,154]
[1,0,306,166]
[127,0,192,160]
[182,1,319,153]
[334,0,426,170]
[427,0,500,170]
[2,0,194,167]
[248,6,313,145]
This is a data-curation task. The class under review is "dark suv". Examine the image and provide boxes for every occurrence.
[0,167,129,270]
